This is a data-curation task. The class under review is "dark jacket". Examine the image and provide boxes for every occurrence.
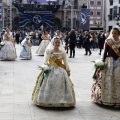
[68,33,76,45]
[83,34,91,47]
[98,34,106,49]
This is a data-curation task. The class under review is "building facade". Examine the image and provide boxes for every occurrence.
[2,0,18,29]
[87,0,105,31]
[106,0,120,32]
[55,0,88,30]
[2,0,91,31]
[0,0,2,31]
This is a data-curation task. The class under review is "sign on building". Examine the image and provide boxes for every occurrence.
[27,0,57,3]
[19,10,55,28]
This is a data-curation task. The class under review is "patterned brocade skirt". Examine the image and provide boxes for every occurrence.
[91,57,120,106]
[32,67,76,107]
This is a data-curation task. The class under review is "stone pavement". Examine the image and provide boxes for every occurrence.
[0,44,120,120]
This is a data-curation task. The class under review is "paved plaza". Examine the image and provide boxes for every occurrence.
[0,44,120,120]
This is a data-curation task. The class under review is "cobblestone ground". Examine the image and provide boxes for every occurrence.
[0,44,120,120]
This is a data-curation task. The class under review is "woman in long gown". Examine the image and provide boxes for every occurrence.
[36,31,50,56]
[91,27,120,107]
[32,37,76,107]
[20,37,32,60]
[0,29,17,60]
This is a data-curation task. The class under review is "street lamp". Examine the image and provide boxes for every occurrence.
[63,6,67,27]
[10,0,12,29]
[71,0,74,29]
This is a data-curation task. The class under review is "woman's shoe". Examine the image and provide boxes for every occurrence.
[69,56,72,58]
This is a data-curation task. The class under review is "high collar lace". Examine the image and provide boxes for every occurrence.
[112,38,120,48]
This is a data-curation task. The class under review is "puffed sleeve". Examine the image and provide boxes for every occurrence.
[44,49,51,65]
[62,51,70,71]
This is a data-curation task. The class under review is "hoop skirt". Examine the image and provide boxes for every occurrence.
[32,52,75,107]
[20,42,32,60]
[0,40,16,60]
[91,57,120,106]
[36,40,50,55]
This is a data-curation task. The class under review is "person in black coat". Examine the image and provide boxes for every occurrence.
[38,31,43,45]
[76,31,83,48]
[15,31,20,44]
[67,29,76,58]
[83,31,92,55]
[98,32,106,55]
[64,32,69,54]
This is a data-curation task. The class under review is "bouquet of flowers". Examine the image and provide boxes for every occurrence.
[92,59,107,79]
[38,64,52,71]
[0,41,5,50]
[93,59,105,67]
[38,64,53,78]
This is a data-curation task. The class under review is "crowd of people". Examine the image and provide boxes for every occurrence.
[0,26,120,108]
[0,28,108,59]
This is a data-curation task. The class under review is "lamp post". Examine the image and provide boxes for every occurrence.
[0,1,2,31]
[71,0,74,29]
[63,6,67,27]
[2,4,4,28]
[10,0,12,29]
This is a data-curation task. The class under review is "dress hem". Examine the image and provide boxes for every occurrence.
[33,102,75,107]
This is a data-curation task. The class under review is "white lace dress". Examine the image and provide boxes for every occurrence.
[36,34,50,55]
[0,34,17,60]
[32,50,76,107]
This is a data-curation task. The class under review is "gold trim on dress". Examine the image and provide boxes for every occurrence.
[106,39,120,57]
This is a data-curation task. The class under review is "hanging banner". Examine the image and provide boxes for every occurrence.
[27,0,57,3]
[80,8,90,31]
[19,11,55,28]
[13,3,60,29]
[0,5,2,31]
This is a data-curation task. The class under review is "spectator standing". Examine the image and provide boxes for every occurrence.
[67,29,76,58]
[15,31,20,44]
[83,31,92,55]
[98,32,106,55]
